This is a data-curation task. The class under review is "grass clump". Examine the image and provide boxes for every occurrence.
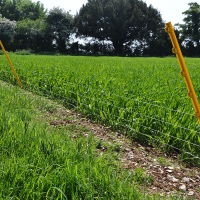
[157,157,173,166]
[133,168,154,186]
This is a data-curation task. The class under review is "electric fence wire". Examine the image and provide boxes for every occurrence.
[2,68,195,120]
[62,86,200,135]
[10,76,196,101]
[46,88,200,161]
[18,75,196,119]
[2,75,199,162]
[37,77,195,117]
[34,75,188,101]
[24,81,200,148]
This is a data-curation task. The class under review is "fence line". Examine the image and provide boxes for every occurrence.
[1,64,200,162]
[63,94,200,151]
[55,92,200,161]
[123,124,200,160]
[18,75,195,116]
[24,82,200,140]
[65,89,200,139]
[24,79,196,121]
[0,71,195,123]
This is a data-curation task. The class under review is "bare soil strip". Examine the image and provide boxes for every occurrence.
[46,107,200,199]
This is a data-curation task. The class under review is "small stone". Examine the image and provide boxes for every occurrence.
[165,166,174,173]
[190,178,195,183]
[179,184,187,192]
[159,168,164,174]
[166,169,173,173]
[167,175,179,183]
[125,148,131,152]
[168,166,174,170]
[188,191,194,196]
[182,177,190,183]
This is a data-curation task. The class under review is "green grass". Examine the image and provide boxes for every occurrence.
[0,82,189,199]
[0,55,200,166]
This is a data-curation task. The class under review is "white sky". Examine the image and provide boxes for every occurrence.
[33,0,195,24]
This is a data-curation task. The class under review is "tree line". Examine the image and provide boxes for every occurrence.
[0,0,199,57]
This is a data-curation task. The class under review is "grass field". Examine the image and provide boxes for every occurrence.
[0,55,200,166]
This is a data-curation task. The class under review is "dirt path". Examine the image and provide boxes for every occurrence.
[47,107,200,199]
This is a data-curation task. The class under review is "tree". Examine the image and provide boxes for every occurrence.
[0,0,47,52]
[46,8,73,53]
[14,19,53,52]
[75,0,164,55]
[0,15,16,49]
[178,2,200,56]
[143,28,184,57]
[0,0,46,21]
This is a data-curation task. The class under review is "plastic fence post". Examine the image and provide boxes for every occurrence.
[0,40,23,88]
[165,22,200,122]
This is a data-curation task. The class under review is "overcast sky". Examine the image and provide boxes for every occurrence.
[33,0,194,24]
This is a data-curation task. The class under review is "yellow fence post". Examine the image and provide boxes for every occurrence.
[165,22,200,122]
[0,40,23,88]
